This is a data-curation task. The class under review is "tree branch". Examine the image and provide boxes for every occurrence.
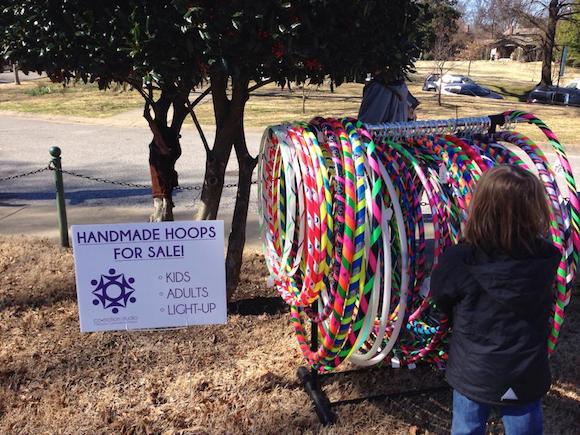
[182,85,213,155]
[128,79,154,106]
[155,89,172,119]
[248,78,275,93]
[231,77,250,107]
[171,98,189,132]
[144,115,170,154]
[143,99,154,124]
[558,10,578,19]
[186,100,211,155]
[210,71,230,116]
[515,12,548,34]
[142,97,171,155]
[189,86,212,108]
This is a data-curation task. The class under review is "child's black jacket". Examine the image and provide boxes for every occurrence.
[431,239,561,406]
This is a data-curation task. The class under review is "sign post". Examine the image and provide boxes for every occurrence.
[72,221,227,332]
[557,46,568,89]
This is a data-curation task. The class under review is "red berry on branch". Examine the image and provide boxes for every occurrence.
[305,58,321,70]
[272,42,285,59]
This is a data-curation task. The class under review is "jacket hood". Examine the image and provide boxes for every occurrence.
[385,83,407,101]
[467,243,560,314]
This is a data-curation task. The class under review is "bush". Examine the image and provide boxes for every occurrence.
[25,85,53,96]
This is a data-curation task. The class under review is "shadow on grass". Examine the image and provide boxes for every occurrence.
[308,363,451,432]
[493,85,534,102]
[1,289,289,317]
[370,389,453,434]
[0,283,76,312]
[330,380,579,434]
[250,90,360,101]
[228,296,289,316]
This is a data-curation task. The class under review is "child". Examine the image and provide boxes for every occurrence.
[431,165,561,435]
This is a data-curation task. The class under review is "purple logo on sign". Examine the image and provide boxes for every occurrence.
[91,268,136,314]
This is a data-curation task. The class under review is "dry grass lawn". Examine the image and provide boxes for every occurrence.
[1,61,579,146]
[199,60,579,148]
[0,80,143,117]
[196,61,580,147]
[0,236,578,434]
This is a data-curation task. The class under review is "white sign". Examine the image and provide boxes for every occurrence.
[72,221,226,332]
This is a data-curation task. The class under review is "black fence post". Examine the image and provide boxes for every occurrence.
[49,146,70,248]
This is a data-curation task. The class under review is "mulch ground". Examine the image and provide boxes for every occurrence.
[0,235,578,434]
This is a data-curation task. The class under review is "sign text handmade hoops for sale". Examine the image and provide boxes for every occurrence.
[72,221,226,332]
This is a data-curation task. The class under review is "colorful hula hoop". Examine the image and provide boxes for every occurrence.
[258,111,578,371]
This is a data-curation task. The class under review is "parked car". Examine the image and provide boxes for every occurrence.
[422,73,440,91]
[423,72,503,99]
[423,73,476,92]
[439,74,476,86]
[527,79,580,107]
[442,83,504,99]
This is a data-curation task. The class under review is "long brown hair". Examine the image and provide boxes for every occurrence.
[464,165,551,254]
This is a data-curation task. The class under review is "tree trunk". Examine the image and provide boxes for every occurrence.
[195,73,253,298]
[195,73,248,221]
[540,0,559,86]
[196,73,231,220]
[148,128,181,221]
[196,149,229,220]
[146,89,189,221]
[437,65,443,106]
[225,129,257,299]
[13,63,20,85]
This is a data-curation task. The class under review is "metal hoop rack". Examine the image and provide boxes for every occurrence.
[297,113,513,425]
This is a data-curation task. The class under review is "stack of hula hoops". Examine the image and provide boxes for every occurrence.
[258,110,579,373]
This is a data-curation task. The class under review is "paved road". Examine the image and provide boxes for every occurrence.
[1,114,580,245]
[0,115,264,199]
[0,115,265,245]
[0,70,45,84]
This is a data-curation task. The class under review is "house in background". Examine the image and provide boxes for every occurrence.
[488,26,543,61]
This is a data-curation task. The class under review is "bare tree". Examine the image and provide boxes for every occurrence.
[461,39,489,71]
[518,1,579,85]
[425,0,464,105]
[433,30,470,105]
[465,0,578,85]
[432,36,461,106]
[468,0,526,36]
[12,62,20,85]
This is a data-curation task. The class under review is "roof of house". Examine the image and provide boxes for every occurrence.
[503,25,543,37]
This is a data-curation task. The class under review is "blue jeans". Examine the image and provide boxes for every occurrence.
[451,390,543,435]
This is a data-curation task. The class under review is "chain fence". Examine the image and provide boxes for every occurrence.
[2,162,437,207]
[39,166,579,210]
[0,165,51,182]
[1,161,257,191]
